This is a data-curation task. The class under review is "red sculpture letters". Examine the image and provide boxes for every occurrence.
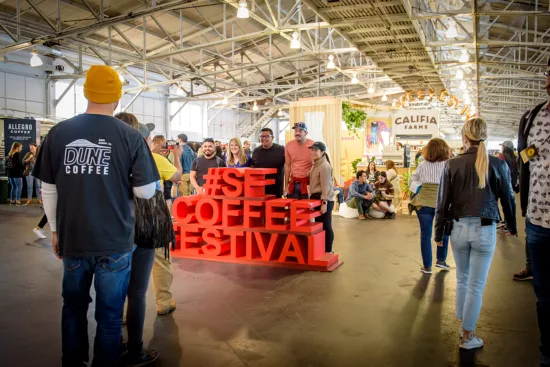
[172,167,342,271]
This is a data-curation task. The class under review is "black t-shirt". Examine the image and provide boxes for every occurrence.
[191,155,226,187]
[251,143,286,198]
[33,114,160,257]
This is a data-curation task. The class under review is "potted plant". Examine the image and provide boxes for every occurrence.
[342,102,366,137]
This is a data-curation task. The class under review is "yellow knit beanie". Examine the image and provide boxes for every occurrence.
[83,65,123,104]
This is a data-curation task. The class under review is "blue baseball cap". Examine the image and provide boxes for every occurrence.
[292,122,308,132]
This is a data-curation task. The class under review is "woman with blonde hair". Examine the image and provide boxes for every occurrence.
[6,142,25,205]
[227,137,251,168]
[435,118,517,350]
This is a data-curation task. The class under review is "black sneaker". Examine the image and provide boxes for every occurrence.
[435,260,451,271]
[513,269,533,281]
[384,212,396,219]
[126,348,158,367]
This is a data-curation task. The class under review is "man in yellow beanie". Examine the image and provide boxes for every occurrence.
[33,65,160,367]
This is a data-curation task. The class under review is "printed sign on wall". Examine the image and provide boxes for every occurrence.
[392,110,439,136]
[3,118,37,161]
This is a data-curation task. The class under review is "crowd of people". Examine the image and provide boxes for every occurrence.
[4,61,548,367]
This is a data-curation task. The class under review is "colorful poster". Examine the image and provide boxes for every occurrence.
[366,117,391,151]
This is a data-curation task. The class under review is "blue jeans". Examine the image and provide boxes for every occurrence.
[62,251,133,367]
[287,181,308,199]
[417,206,449,268]
[8,177,22,201]
[334,187,344,204]
[451,217,496,332]
[26,175,41,199]
[526,220,550,365]
[127,247,155,348]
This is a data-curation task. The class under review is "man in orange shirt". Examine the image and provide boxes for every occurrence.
[284,122,315,199]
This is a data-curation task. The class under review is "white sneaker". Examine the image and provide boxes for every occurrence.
[460,335,484,350]
[33,228,46,239]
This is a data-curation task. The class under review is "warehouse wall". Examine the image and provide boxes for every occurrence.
[0,63,47,119]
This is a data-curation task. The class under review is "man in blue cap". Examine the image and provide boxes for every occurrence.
[284,122,314,199]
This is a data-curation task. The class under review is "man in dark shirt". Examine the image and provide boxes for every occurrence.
[33,65,159,367]
[251,128,286,198]
[190,138,226,194]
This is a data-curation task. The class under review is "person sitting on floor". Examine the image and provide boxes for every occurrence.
[346,170,374,220]
[373,171,396,219]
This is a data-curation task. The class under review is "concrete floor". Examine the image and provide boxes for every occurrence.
[0,204,541,367]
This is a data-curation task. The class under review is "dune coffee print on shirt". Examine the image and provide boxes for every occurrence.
[64,139,112,175]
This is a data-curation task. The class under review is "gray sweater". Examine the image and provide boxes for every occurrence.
[309,155,334,201]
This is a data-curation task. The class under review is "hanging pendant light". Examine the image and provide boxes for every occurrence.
[456,69,464,80]
[351,73,359,84]
[30,49,42,67]
[278,109,283,117]
[460,80,467,90]
[290,31,300,49]
[252,101,259,111]
[381,91,388,101]
[237,0,249,19]
[327,55,336,69]
[445,19,458,39]
[222,95,228,105]
[368,83,375,94]
[459,49,469,63]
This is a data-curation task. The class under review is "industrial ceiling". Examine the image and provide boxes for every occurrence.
[0,0,547,139]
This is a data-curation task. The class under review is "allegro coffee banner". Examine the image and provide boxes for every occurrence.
[3,118,37,159]
[392,109,439,137]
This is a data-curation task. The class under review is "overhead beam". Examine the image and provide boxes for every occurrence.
[26,0,58,32]
[319,1,402,13]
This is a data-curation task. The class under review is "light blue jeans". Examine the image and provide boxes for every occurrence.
[26,175,41,200]
[451,217,497,332]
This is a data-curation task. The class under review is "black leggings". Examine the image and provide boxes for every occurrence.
[37,214,47,229]
[315,201,335,252]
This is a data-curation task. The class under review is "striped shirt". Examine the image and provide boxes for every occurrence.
[410,161,446,186]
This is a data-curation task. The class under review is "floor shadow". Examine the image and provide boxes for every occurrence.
[150,314,182,367]
[410,271,450,366]
[175,258,304,290]
[385,275,431,365]
[459,348,490,367]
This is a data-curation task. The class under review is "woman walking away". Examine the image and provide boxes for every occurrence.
[6,142,24,205]
[308,142,335,253]
[227,137,251,168]
[23,143,41,205]
[435,118,517,350]
[409,138,451,274]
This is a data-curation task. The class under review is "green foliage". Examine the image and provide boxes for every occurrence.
[401,172,411,196]
[351,158,362,175]
[342,102,367,137]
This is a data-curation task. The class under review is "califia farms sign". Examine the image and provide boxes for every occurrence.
[392,109,439,136]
